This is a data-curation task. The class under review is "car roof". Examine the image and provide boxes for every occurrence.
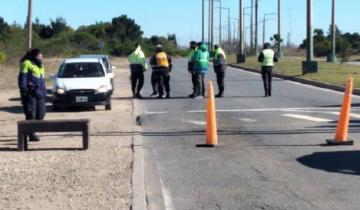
[79,54,109,59]
[64,58,102,64]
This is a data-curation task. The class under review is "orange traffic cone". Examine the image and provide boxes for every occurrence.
[197,81,218,147]
[326,77,354,145]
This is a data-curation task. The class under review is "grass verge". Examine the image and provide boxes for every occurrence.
[228,55,360,88]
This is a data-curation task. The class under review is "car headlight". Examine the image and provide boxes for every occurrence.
[56,88,65,95]
[96,85,108,93]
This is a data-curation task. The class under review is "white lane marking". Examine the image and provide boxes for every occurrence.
[183,120,206,125]
[327,111,360,119]
[187,107,360,114]
[146,111,169,114]
[238,118,257,122]
[228,66,360,99]
[152,148,176,210]
[159,177,176,210]
[145,107,360,115]
[283,114,332,122]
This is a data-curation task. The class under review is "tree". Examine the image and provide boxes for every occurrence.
[110,15,143,42]
[0,17,10,41]
[50,17,72,36]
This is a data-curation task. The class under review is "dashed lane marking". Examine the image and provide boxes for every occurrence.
[283,114,332,122]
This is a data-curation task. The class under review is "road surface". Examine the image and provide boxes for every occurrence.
[137,58,360,210]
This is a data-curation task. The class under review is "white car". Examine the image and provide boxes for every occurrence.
[79,54,115,92]
[52,58,113,111]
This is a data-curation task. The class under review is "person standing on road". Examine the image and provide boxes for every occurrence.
[191,42,210,99]
[187,41,198,98]
[128,44,147,99]
[258,43,279,97]
[213,45,227,98]
[150,45,173,99]
[18,48,46,142]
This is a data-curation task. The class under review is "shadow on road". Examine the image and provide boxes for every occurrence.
[297,151,360,176]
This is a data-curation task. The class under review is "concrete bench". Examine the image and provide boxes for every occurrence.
[17,119,89,151]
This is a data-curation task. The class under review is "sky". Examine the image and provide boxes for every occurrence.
[1,0,359,47]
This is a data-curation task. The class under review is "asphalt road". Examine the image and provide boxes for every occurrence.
[137,58,360,210]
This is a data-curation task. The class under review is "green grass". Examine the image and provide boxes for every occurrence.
[228,55,360,89]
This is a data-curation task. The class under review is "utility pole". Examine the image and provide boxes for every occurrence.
[277,0,282,57]
[255,0,259,55]
[202,0,205,42]
[250,0,254,55]
[219,0,222,45]
[208,0,211,50]
[237,0,246,63]
[27,0,33,50]
[210,0,214,52]
[302,0,318,73]
[263,13,276,46]
[327,0,336,62]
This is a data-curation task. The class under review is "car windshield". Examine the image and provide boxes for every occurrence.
[58,63,105,78]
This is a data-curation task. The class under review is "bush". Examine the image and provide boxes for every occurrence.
[0,51,6,64]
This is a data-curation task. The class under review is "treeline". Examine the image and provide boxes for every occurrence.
[0,15,187,64]
[299,25,360,57]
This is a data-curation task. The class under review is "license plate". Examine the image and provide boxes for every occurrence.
[76,96,88,102]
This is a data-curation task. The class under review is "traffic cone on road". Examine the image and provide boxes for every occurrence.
[326,77,354,145]
[197,81,218,147]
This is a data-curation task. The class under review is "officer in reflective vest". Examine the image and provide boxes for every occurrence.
[18,48,46,142]
[213,45,227,98]
[258,43,279,97]
[128,44,147,98]
[187,41,198,98]
[150,45,173,99]
[191,42,210,99]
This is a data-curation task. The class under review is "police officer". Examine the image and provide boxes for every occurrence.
[150,45,173,99]
[191,42,210,99]
[18,48,46,142]
[188,41,197,98]
[213,45,227,98]
[128,44,147,98]
[258,43,279,97]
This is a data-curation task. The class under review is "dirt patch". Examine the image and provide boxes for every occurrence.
[0,58,133,210]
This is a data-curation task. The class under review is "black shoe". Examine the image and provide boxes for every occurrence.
[166,93,170,99]
[135,93,143,99]
[29,134,40,142]
[188,93,195,98]
[150,91,158,96]
[215,93,223,98]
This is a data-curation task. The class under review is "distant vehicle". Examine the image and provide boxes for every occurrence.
[79,54,115,91]
[51,58,113,111]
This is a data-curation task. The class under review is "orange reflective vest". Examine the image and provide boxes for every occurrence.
[156,52,170,68]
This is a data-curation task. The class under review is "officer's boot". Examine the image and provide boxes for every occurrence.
[216,87,224,98]
[29,133,40,142]
[264,87,269,97]
[268,86,272,97]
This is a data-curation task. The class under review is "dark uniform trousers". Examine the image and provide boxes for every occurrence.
[130,64,145,95]
[188,61,196,94]
[214,64,226,95]
[261,66,273,96]
[21,93,46,120]
[194,73,205,97]
[153,69,170,96]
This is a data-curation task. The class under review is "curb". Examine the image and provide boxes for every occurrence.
[228,64,360,96]
[131,99,146,210]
